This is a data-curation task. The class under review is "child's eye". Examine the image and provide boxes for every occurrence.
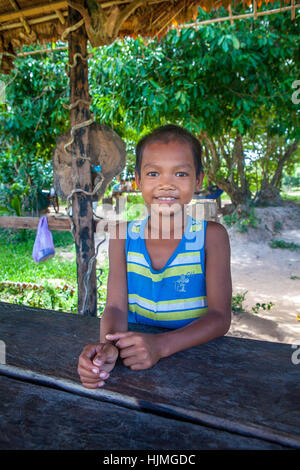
[146,171,158,176]
[176,172,188,177]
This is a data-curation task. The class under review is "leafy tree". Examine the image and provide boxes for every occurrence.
[0,46,69,214]
[90,3,300,205]
[0,3,299,210]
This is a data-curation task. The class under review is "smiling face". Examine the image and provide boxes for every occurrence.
[135,139,204,219]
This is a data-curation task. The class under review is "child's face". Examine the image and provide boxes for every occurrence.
[135,140,203,217]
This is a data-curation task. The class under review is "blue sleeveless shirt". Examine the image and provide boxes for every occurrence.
[125,215,208,329]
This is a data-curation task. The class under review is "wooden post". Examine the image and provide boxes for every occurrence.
[68,6,97,316]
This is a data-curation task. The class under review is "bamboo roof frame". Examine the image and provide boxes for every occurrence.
[176,1,299,28]
[0,0,299,61]
[2,0,296,59]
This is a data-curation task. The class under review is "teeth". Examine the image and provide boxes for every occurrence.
[157,197,175,200]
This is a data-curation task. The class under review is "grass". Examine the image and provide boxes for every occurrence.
[280,188,300,205]
[0,228,109,314]
[0,229,77,283]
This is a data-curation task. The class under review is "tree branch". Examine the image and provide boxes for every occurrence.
[112,0,145,38]
[271,139,299,188]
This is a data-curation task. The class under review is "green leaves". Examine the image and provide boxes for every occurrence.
[0,47,69,213]
[10,195,22,216]
[0,2,298,209]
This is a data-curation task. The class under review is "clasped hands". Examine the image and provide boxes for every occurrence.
[77,332,162,389]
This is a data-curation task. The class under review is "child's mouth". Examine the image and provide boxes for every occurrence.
[155,197,178,205]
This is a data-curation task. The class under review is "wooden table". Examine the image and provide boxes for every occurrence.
[0,301,299,450]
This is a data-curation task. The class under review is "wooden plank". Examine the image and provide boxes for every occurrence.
[0,302,299,447]
[0,215,109,232]
[0,215,71,231]
[0,363,296,449]
[0,2,67,24]
[0,374,284,450]
[0,12,68,32]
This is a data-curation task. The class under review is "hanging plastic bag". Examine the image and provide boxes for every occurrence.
[32,216,55,262]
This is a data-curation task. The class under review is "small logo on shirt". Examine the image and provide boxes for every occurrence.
[174,272,195,292]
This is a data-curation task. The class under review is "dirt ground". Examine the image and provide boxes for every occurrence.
[223,202,300,345]
[57,201,300,345]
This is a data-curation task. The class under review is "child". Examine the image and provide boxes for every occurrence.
[77,124,232,389]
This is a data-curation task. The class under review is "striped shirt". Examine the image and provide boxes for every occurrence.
[125,215,208,329]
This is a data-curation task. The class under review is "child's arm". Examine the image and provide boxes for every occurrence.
[108,221,232,369]
[99,222,129,341]
[77,222,128,388]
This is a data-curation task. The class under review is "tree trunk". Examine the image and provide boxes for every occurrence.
[68,6,97,316]
[271,140,299,189]
[255,139,299,205]
[200,131,252,207]
[254,180,283,205]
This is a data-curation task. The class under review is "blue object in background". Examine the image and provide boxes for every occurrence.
[194,186,223,200]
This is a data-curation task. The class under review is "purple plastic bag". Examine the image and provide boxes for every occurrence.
[32,216,55,262]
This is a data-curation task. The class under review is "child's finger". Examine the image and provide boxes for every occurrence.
[130,363,147,371]
[92,351,107,367]
[107,333,136,349]
[78,363,100,378]
[122,353,143,367]
[80,370,110,382]
[78,363,110,384]
[79,344,107,369]
[81,380,105,389]
[106,332,133,342]
[82,344,100,360]
[93,346,118,366]
[119,345,137,359]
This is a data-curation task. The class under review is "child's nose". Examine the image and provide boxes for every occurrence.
[159,174,175,187]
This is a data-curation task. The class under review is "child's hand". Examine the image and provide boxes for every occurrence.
[77,343,119,389]
[106,332,162,370]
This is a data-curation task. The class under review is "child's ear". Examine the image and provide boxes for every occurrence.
[195,171,204,192]
[135,169,141,190]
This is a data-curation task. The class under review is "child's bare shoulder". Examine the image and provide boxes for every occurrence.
[107,221,129,273]
[205,221,230,250]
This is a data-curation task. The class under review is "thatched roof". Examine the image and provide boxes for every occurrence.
[0,0,291,72]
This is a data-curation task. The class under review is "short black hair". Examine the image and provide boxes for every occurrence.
[135,124,203,178]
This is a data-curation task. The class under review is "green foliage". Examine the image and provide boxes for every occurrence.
[88,4,299,203]
[88,4,299,140]
[0,229,76,283]
[0,4,299,210]
[0,281,78,313]
[273,221,282,235]
[232,290,275,315]
[252,301,275,314]
[269,239,300,251]
[123,194,147,221]
[282,167,300,189]
[232,291,248,312]
[0,227,109,314]
[0,46,69,213]
[223,206,261,232]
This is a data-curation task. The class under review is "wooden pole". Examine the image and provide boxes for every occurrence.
[68,6,97,316]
